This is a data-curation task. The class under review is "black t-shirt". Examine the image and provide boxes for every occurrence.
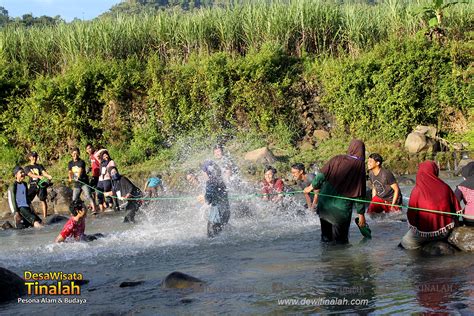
[112,176,142,199]
[369,168,401,203]
[68,159,89,187]
[24,164,46,184]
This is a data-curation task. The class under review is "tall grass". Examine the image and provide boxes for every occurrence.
[0,0,472,74]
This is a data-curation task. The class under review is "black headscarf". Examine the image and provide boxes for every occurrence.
[459,162,474,190]
[320,139,366,197]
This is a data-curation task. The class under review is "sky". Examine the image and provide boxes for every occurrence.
[0,0,122,21]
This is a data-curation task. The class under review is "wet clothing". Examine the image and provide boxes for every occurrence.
[369,168,401,203]
[312,172,365,226]
[146,177,162,188]
[204,179,230,237]
[111,175,143,223]
[320,217,351,244]
[368,195,400,214]
[321,139,366,198]
[262,178,284,201]
[312,140,366,244]
[60,217,85,241]
[368,168,402,213]
[8,181,41,228]
[406,161,461,239]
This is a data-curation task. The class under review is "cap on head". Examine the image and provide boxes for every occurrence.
[29,151,38,158]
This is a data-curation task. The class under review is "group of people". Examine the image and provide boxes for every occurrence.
[8,144,165,242]
[258,139,472,248]
[6,139,474,248]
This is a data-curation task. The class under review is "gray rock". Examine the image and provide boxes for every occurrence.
[243,147,277,164]
[119,281,144,288]
[45,214,69,225]
[414,125,437,138]
[0,267,27,303]
[161,272,206,289]
[405,132,427,154]
[448,226,474,252]
[421,241,458,256]
[396,176,415,186]
[1,221,14,230]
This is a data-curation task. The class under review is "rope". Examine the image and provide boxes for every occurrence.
[66,178,467,219]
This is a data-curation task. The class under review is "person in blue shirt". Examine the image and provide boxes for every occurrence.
[143,172,164,198]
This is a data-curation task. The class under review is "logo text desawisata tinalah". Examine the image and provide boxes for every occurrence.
[24,271,83,295]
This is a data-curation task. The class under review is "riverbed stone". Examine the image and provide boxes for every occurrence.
[421,241,458,256]
[161,272,206,289]
[396,176,415,186]
[243,147,276,164]
[448,226,474,252]
[405,132,428,154]
[0,267,27,303]
[49,184,73,214]
[414,125,437,138]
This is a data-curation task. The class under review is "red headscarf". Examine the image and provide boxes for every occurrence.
[320,139,366,197]
[407,161,461,237]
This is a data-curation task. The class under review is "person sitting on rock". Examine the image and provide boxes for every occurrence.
[144,172,164,198]
[8,166,43,229]
[367,153,402,216]
[261,165,284,202]
[400,161,462,250]
[107,166,143,223]
[455,162,474,226]
[55,200,103,242]
[198,160,230,238]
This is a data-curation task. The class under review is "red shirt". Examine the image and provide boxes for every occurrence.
[60,217,85,241]
[262,178,284,201]
[89,152,100,178]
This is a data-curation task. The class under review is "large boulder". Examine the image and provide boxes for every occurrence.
[49,184,73,214]
[161,272,206,289]
[414,125,437,139]
[421,241,458,256]
[243,147,276,164]
[448,226,474,252]
[405,132,428,154]
[0,267,27,303]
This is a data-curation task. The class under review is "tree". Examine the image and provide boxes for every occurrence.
[0,6,9,26]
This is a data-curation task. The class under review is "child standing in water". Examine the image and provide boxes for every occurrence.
[198,161,230,238]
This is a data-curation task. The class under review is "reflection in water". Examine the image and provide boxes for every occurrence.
[409,252,470,314]
[315,244,377,314]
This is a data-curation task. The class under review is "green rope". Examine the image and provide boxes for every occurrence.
[68,178,464,218]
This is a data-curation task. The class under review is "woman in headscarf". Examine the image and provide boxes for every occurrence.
[455,162,474,226]
[400,161,462,249]
[198,160,230,238]
[107,166,143,223]
[304,139,367,244]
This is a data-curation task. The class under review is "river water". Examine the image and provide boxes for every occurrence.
[1,179,473,315]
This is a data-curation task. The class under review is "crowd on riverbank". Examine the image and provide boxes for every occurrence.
[4,139,474,249]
